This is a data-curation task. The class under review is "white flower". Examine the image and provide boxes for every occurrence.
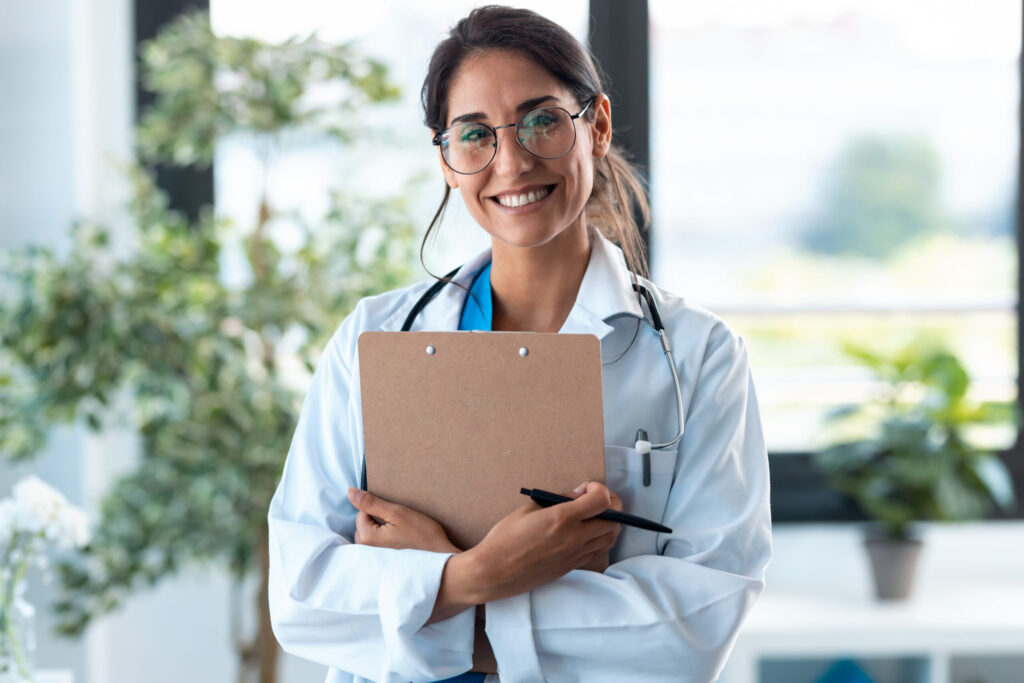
[2,476,91,549]
[12,475,69,536]
[56,506,90,549]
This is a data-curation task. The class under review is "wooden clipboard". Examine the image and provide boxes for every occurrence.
[358,331,606,673]
[359,330,606,548]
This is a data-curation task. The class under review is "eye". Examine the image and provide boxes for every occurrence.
[522,110,558,129]
[457,125,493,145]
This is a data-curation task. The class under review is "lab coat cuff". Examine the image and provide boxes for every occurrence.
[378,550,475,681]
[485,592,543,683]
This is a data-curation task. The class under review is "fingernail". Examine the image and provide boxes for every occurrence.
[349,488,364,503]
[573,482,588,495]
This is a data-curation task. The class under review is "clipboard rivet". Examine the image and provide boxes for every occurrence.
[426,345,436,355]
[518,347,529,357]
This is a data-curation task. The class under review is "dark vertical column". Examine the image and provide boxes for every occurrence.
[588,0,651,260]
[135,0,214,222]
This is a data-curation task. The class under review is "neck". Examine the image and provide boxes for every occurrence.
[489,222,591,333]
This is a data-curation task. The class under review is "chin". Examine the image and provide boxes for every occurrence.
[489,229,560,250]
[489,220,586,251]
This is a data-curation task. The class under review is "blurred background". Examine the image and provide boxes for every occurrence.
[0,1,1021,682]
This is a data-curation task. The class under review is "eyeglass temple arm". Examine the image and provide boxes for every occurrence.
[571,98,595,120]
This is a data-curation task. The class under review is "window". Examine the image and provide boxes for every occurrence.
[650,0,1020,456]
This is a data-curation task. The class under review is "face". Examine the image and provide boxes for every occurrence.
[439,49,612,251]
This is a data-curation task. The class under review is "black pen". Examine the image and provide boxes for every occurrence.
[520,487,673,534]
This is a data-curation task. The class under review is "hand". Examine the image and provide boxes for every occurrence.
[347,488,460,554]
[444,481,622,606]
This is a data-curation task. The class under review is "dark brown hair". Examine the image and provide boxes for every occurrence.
[421,4,650,277]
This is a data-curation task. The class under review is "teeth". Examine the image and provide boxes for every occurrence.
[497,186,551,208]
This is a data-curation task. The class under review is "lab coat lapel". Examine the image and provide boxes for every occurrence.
[559,230,644,340]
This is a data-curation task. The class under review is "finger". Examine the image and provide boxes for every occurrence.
[576,544,615,570]
[357,509,386,528]
[347,487,367,509]
[607,488,623,512]
[580,528,619,555]
[574,535,618,570]
[348,488,399,519]
[517,499,542,514]
[565,481,589,499]
[354,511,376,544]
[580,518,620,542]
[559,481,613,522]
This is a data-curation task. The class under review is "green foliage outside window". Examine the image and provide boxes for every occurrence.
[802,134,944,259]
[0,10,414,682]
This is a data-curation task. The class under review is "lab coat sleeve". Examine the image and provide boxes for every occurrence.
[267,312,477,683]
[484,323,772,683]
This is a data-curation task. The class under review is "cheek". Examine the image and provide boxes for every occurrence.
[456,176,492,220]
[565,157,595,209]
[456,174,486,203]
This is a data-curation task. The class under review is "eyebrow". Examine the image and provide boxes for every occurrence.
[449,95,561,126]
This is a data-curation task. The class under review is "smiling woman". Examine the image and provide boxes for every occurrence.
[267,6,772,683]
[420,14,649,286]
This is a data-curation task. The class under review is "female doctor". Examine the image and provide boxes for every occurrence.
[268,6,772,683]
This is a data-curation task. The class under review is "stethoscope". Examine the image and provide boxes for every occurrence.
[400,265,686,487]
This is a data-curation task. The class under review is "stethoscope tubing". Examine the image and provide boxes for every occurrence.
[632,281,685,452]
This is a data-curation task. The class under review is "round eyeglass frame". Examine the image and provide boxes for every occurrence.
[432,99,594,175]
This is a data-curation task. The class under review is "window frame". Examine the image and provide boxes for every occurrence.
[134,0,214,225]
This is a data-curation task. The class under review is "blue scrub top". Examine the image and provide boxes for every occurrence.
[433,675,487,683]
[435,262,491,683]
[458,261,493,332]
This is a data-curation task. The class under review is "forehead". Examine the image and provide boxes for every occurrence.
[447,49,571,124]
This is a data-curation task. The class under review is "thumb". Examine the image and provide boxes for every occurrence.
[348,487,388,514]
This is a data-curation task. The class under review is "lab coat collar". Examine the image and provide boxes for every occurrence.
[378,229,642,339]
[559,229,644,339]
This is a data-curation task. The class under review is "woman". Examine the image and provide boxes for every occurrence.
[268,6,771,683]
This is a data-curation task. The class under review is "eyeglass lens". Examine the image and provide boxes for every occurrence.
[440,107,578,174]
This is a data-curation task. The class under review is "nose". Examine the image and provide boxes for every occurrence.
[490,125,534,177]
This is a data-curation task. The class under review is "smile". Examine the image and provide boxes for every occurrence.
[494,185,554,208]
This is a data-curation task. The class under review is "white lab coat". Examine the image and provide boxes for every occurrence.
[268,230,772,683]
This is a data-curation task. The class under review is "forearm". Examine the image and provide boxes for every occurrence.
[427,551,488,624]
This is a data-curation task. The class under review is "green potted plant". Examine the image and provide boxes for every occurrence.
[815,340,1016,600]
[0,9,415,682]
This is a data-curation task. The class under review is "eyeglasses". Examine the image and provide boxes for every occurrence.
[432,99,594,175]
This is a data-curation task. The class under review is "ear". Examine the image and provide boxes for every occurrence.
[590,94,612,159]
[434,134,460,189]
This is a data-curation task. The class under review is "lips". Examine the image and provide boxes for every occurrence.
[492,184,556,209]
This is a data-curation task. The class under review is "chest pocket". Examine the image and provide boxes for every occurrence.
[604,444,677,561]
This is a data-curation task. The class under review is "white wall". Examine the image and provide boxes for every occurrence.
[0,2,76,249]
[1,0,91,678]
